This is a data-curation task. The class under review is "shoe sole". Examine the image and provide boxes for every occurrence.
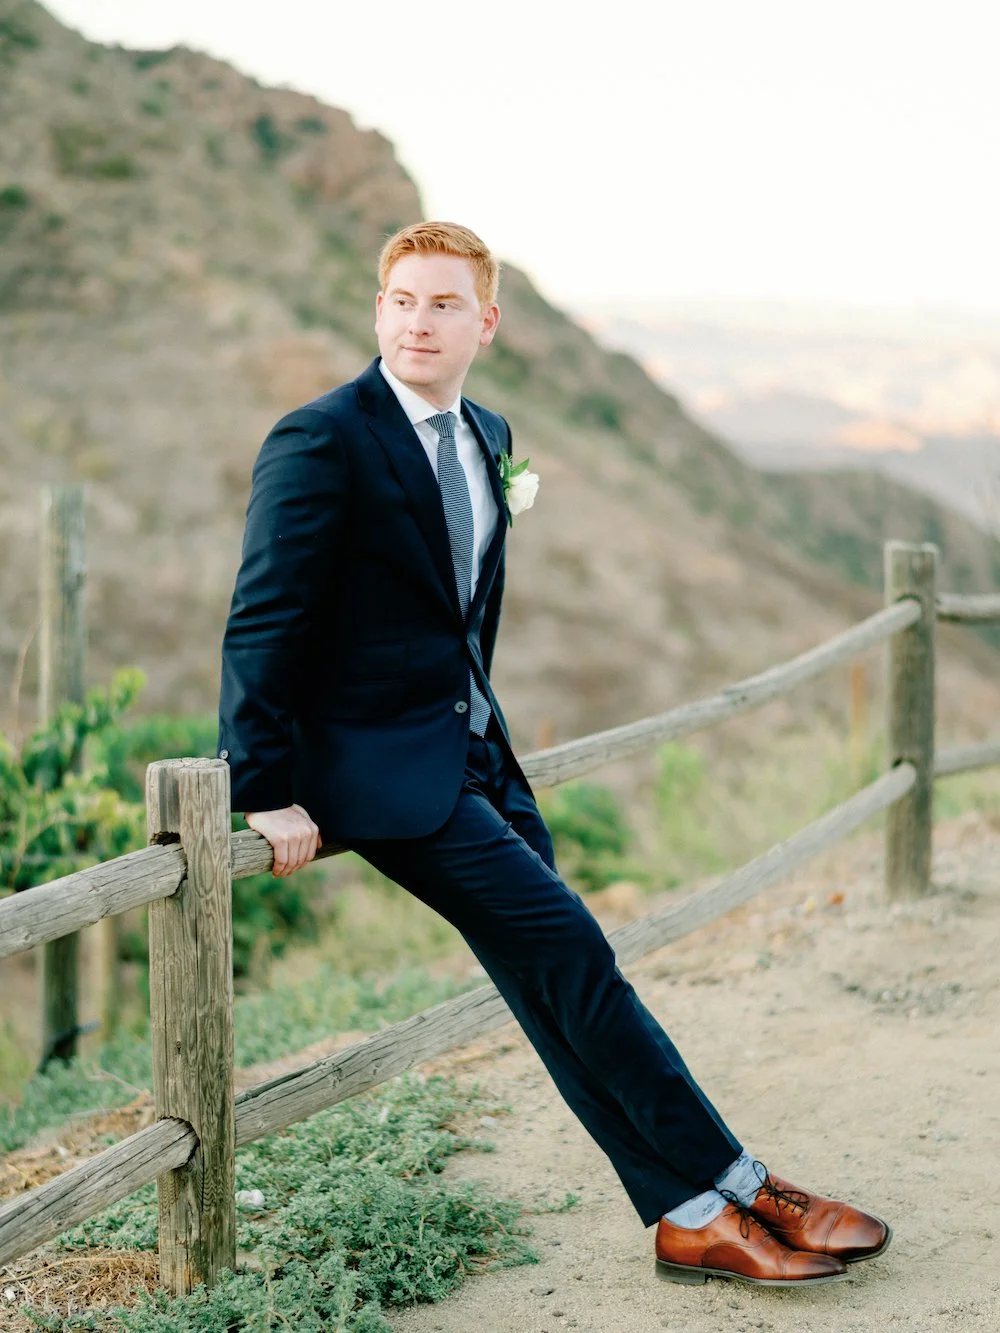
[655,1259,848,1287]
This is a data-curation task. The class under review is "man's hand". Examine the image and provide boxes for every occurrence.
[244,804,322,877]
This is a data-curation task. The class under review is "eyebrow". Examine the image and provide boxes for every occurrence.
[388,287,466,302]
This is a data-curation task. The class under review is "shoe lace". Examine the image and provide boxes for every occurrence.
[718,1189,774,1241]
[752,1161,810,1217]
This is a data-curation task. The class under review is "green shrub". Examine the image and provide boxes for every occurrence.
[251,113,293,163]
[90,154,138,180]
[0,13,41,64]
[570,390,623,432]
[0,183,30,208]
[538,780,635,892]
[51,123,105,174]
[132,49,173,71]
[652,741,729,885]
[487,339,531,389]
[50,126,139,180]
[0,668,147,894]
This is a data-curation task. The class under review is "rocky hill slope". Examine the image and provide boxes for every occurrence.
[1,0,998,770]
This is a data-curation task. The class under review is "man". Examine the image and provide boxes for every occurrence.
[217,221,891,1287]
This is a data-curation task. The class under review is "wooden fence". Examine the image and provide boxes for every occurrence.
[2,539,999,1293]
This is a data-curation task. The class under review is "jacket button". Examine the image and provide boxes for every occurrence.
[454,701,468,714]
[219,749,229,759]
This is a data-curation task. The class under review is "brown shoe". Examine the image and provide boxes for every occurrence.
[655,1201,847,1286]
[747,1168,892,1263]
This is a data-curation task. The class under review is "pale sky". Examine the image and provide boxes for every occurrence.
[45,0,1000,313]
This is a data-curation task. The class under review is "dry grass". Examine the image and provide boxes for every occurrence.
[2,1248,160,1330]
[0,1093,154,1202]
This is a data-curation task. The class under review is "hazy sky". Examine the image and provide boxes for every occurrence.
[45,0,1000,313]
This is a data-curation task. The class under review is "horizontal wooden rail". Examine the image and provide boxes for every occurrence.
[0,1118,195,1270]
[934,738,1000,778]
[937,592,1000,622]
[0,844,185,962]
[515,601,922,788]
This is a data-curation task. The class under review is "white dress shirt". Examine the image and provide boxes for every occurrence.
[379,359,498,598]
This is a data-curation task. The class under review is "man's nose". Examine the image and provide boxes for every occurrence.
[407,305,435,334]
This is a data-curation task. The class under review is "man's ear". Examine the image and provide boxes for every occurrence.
[479,302,501,347]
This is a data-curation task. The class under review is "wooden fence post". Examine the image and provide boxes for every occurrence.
[146,758,236,1295]
[38,484,86,1068]
[884,541,938,899]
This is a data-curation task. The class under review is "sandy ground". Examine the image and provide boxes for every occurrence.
[389,810,1000,1333]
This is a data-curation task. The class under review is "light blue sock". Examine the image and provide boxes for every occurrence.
[662,1188,727,1229]
[713,1150,767,1207]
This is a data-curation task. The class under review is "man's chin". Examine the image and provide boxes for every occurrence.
[387,355,442,390]
[397,352,437,375]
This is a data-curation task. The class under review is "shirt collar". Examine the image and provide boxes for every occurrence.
[379,357,462,427]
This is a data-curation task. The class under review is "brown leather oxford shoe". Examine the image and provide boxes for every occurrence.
[746,1169,892,1263]
[655,1201,847,1286]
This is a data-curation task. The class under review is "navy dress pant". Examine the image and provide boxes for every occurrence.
[346,717,742,1225]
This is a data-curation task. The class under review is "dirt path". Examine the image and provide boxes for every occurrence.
[391,811,1000,1333]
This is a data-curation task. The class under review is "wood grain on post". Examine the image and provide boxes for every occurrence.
[884,541,938,899]
[147,758,236,1295]
[38,485,86,1068]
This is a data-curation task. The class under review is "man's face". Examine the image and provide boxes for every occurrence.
[375,252,500,407]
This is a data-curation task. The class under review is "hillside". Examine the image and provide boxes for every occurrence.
[1,0,998,775]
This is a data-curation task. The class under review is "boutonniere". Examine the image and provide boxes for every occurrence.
[497,452,540,526]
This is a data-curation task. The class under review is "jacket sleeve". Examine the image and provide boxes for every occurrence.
[217,408,349,814]
[479,416,513,680]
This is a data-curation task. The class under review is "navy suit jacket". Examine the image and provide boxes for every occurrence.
[216,356,515,840]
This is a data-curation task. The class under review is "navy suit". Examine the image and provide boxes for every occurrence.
[218,356,741,1223]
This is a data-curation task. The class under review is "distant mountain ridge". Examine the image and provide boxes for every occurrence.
[1,0,998,766]
[587,305,1000,538]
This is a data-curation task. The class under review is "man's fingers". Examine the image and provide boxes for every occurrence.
[290,831,307,872]
[248,810,321,876]
[271,837,288,876]
[286,830,310,875]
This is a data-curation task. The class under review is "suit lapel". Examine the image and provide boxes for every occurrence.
[356,359,462,618]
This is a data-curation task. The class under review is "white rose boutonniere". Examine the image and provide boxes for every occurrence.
[498,453,539,526]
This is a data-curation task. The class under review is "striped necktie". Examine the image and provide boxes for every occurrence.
[426,411,492,736]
